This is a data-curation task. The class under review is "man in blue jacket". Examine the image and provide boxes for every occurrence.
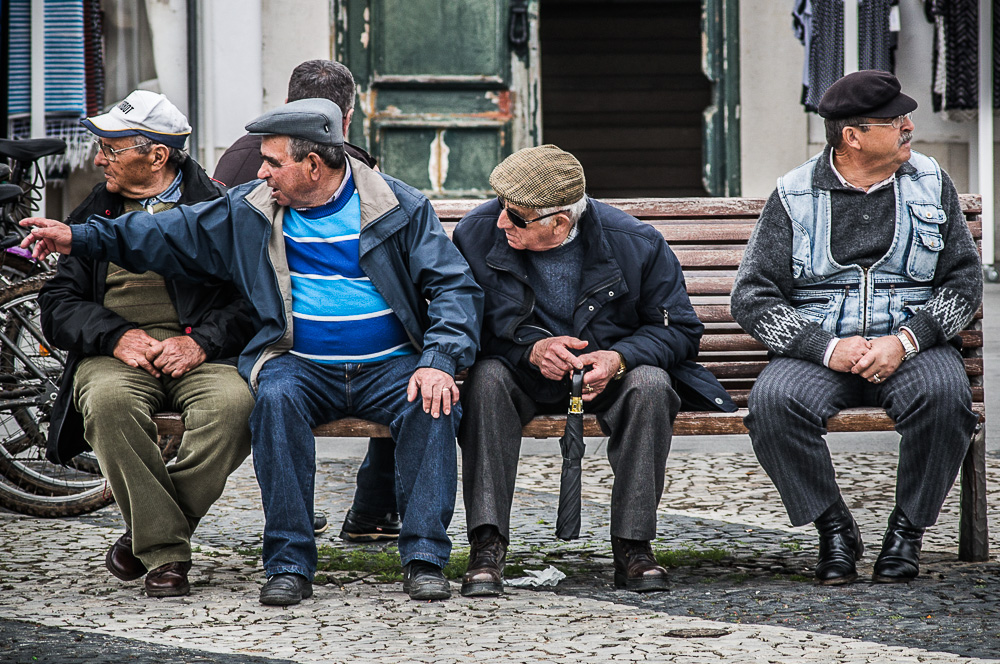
[22,99,484,606]
[452,145,735,597]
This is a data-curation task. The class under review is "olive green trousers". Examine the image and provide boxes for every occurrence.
[74,357,253,570]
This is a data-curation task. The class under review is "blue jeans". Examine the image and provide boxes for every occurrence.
[251,353,459,580]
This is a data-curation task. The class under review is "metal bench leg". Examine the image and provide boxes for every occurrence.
[959,419,989,561]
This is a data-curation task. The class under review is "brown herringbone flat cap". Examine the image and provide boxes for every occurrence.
[489,144,585,208]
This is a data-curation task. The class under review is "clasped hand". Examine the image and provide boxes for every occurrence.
[829,334,906,383]
[529,335,618,402]
[113,329,207,378]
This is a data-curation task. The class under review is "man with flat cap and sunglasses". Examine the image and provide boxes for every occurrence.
[452,145,735,597]
[732,70,982,585]
[21,98,483,606]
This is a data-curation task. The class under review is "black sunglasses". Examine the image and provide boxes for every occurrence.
[498,197,566,229]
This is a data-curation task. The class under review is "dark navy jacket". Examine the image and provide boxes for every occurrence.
[453,197,735,411]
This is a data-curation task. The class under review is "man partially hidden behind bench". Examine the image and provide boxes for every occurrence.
[731,71,982,585]
[453,145,736,597]
[22,99,483,606]
[39,90,254,597]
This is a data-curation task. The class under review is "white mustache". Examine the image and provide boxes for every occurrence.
[900,131,913,144]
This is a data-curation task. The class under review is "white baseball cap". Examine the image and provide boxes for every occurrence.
[82,90,191,149]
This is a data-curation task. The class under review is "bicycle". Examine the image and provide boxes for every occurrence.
[0,275,116,516]
[0,137,67,283]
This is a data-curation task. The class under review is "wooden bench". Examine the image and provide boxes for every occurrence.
[153,195,989,561]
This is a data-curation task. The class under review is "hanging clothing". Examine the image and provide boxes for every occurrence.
[6,0,102,174]
[925,0,1000,117]
[794,0,899,113]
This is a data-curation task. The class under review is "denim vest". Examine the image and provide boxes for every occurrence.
[776,150,944,338]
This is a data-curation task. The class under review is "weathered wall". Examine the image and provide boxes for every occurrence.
[261,0,333,112]
[738,0,809,197]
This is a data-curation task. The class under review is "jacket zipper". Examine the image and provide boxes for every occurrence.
[860,267,869,337]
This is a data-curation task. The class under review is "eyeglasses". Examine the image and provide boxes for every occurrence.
[498,197,567,229]
[856,113,912,129]
[93,139,152,162]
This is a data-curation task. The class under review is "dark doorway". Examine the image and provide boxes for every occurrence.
[539,0,710,197]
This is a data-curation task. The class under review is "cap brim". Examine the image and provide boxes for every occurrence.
[866,92,918,119]
[81,115,143,139]
[81,117,189,149]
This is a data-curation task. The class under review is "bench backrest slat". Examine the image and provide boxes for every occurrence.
[431,195,984,403]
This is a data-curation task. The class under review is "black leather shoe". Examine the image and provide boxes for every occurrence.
[313,511,329,536]
[873,506,924,583]
[105,530,147,582]
[611,537,669,592]
[461,526,506,597]
[813,497,864,585]
[403,561,451,600]
[339,508,401,542]
[260,573,313,606]
[144,561,192,598]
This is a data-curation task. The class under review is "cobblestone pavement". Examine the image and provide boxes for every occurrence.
[1,449,998,663]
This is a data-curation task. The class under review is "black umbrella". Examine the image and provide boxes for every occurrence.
[555,365,589,540]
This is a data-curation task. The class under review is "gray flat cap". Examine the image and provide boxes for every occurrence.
[245,98,344,146]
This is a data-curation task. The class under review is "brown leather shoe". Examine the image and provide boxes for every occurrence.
[105,531,147,582]
[144,561,192,598]
[460,526,506,597]
[612,537,669,592]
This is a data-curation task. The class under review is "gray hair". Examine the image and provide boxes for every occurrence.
[825,116,870,149]
[287,60,355,115]
[287,137,346,170]
[133,136,186,170]
[534,195,588,226]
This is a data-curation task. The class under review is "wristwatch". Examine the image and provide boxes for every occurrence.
[896,331,918,361]
[613,351,627,380]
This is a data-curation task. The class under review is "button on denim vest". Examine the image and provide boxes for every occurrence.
[776,150,944,339]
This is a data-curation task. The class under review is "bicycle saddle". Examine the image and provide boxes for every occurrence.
[0,184,23,205]
[0,138,67,162]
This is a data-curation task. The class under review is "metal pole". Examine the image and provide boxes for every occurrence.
[843,0,859,75]
[29,0,45,213]
[978,0,995,270]
[186,0,199,162]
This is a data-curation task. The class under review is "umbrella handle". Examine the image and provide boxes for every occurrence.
[568,365,592,414]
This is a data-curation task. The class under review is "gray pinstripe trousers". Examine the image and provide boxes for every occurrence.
[745,345,978,528]
[458,359,680,542]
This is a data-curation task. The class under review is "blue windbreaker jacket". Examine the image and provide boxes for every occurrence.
[68,156,484,391]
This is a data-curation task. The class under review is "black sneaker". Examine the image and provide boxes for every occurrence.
[402,561,451,600]
[339,508,401,542]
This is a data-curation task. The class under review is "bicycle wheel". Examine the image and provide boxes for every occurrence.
[0,276,113,517]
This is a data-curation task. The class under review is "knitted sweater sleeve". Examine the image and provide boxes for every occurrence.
[899,172,983,349]
[730,190,834,364]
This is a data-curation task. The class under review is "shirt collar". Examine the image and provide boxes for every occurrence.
[829,149,895,194]
[138,170,183,210]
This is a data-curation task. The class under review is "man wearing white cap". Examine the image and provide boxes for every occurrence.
[38,90,254,598]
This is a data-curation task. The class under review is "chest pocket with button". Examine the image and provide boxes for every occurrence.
[905,202,946,281]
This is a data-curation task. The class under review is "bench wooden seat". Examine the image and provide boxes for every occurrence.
[152,195,988,562]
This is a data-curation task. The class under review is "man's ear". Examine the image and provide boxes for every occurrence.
[306,152,325,179]
[148,144,170,171]
[343,108,354,135]
[842,126,864,150]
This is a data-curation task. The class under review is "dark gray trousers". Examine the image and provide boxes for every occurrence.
[458,359,680,542]
[745,345,978,528]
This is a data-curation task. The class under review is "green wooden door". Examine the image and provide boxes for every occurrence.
[336,0,538,198]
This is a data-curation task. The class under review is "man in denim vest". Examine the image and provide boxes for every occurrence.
[731,71,982,585]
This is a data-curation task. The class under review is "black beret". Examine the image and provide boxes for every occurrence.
[818,70,918,120]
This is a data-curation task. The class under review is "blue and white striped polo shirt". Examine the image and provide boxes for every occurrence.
[284,168,416,364]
